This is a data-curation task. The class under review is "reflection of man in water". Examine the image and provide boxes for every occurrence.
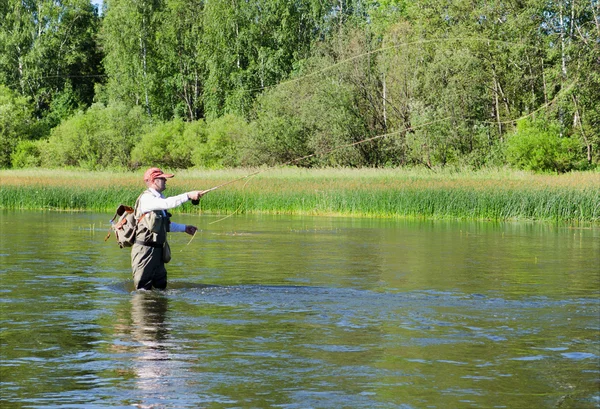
[130,292,172,399]
[130,292,169,350]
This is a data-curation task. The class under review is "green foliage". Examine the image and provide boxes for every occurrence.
[132,114,250,169]
[132,118,193,169]
[178,120,208,165]
[250,83,314,166]
[0,0,103,120]
[0,85,34,168]
[1,0,599,173]
[201,0,329,119]
[250,49,370,168]
[154,0,206,121]
[131,120,179,168]
[11,140,42,168]
[192,114,249,169]
[506,119,583,173]
[41,103,149,169]
[42,84,79,130]
[100,0,160,117]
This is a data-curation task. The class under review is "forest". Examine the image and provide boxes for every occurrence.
[1,0,598,172]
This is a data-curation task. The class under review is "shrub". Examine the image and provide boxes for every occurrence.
[11,140,42,168]
[132,119,184,168]
[249,84,311,166]
[249,64,364,167]
[505,118,583,173]
[132,118,207,169]
[192,114,249,168]
[41,102,149,169]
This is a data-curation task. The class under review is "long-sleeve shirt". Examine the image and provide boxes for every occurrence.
[137,188,189,232]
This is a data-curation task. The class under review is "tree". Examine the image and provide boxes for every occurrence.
[101,0,161,117]
[202,0,331,119]
[154,0,206,121]
[0,85,34,168]
[0,0,103,128]
[544,0,600,166]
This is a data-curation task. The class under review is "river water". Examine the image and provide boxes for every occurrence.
[1,210,598,408]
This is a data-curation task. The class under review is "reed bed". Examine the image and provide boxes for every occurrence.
[1,168,598,223]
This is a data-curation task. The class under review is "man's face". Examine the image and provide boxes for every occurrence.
[153,177,167,192]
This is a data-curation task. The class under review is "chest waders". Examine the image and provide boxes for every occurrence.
[131,191,172,290]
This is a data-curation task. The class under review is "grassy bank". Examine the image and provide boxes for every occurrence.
[1,168,598,223]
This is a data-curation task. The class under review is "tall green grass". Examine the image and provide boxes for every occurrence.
[1,168,598,223]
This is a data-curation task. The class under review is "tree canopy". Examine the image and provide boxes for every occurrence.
[0,0,598,171]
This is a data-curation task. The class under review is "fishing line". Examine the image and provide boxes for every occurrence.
[9,35,578,163]
[229,36,561,95]
[7,36,562,95]
[180,116,449,248]
[490,80,578,125]
[189,67,576,203]
[197,115,451,194]
[184,175,255,247]
[184,229,198,247]
[185,115,450,215]
[208,176,256,225]
[183,72,576,240]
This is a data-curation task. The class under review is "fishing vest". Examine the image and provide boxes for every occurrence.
[134,190,172,246]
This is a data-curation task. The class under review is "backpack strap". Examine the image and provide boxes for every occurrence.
[134,189,153,217]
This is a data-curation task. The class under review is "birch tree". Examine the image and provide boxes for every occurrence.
[0,0,102,125]
[101,0,161,116]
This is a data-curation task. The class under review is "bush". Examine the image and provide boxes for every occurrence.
[132,119,185,168]
[132,118,207,169]
[11,140,42,168]
[192,114,249,168]
[0,85,35,168]
[41,102,149,169]
[249,63,365,167]
[249,84,312,166]
[505,118,583,173]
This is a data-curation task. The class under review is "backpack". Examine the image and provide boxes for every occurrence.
[105,195,144,248]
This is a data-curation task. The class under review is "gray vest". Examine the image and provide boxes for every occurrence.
[134,190,171,245]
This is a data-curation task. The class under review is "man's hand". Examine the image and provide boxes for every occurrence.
[187,190,206,201]
[185,225,198,235]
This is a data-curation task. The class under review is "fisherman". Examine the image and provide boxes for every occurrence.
[132,167,205,290]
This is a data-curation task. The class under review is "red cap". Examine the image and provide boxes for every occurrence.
[144,167,174,182]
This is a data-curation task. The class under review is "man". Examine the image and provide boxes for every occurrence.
[131,167,205,290]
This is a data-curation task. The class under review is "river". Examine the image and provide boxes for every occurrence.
[1,210,598,408]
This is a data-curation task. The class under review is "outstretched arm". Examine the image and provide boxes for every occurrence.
[139,192,189,213]
[139,190,207,213]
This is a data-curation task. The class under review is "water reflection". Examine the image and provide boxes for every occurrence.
[129,292,172,401]
[130,292,170,352]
